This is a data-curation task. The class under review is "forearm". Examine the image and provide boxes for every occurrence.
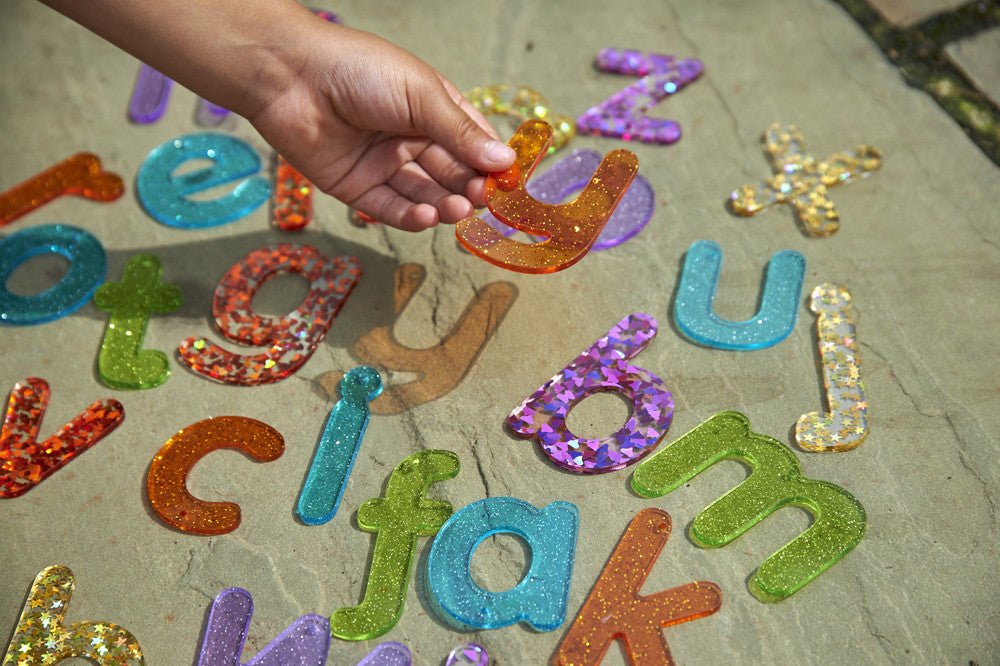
[38,0,324,118]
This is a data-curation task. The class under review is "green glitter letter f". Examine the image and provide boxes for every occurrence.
[632,411,866,602]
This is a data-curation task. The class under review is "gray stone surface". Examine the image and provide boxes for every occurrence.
[947,26,1000,104]
[1,0,998,664]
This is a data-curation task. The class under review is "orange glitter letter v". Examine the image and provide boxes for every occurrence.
[0,153,124,227]
[147,416,284,535]
[456,120,638,274]
[1,377,124,499]
[553,508,721,666]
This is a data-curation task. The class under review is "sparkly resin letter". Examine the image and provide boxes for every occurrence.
[632,411,867,601]
[427,497,579,631]
[673,240,805,350]
[297,366,383,525]
[321,264,516,414]
[509,313,673,473]
[456,120,638,273]
[137,133,271,228]
[0,153,124,227]
[577,48,703,145]
[554,508,722,666]
[729,123,882,237]
[796,284,869,452]
[356,642,412,666]
[128,63,173,123]
[272,155,314,231]
[446,643,488,666]
[331,450,459,641]
[1,378,123,499]
[179,244,360,385]
[147,416,285,535]
[4,566,143,664]
[466,84,575,154]
[197,587,330,666]
[0,224,106,325]
[94,254,182,389]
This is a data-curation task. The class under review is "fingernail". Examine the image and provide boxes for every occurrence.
[485,141,515,164]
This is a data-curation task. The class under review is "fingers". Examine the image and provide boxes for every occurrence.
[388,162,473,222]
[436,74,500,140]
[351,184,440,232]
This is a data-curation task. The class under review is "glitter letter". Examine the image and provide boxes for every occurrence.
[446,643,488,666]
[673,240,805,350]
[1,377,123,499]
[577,48,703,145]
[0,153,124,227]
[466,84,575,154]
[137,133,271,228]
[197,587,330,666]
[3,566,143,664]
[357,642,412,666]
[321,264,516,414]
[331,450,459,641]
[426,497,578,631]
[147,416,284,535]
[456,120,638,274]
[128,63,173,123]
[796,284,869,452]
[553,508,722,666]
[0,224,106,326]
[297,366,383,526]
[94,254,182,389]
[272,155,314,231]
[179,244,360,385]
[509,313,673,473]
[632,411,867,601]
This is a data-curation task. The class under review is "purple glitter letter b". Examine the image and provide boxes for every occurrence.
[508,313,673,474]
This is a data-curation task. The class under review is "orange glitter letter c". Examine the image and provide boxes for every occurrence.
[147,416,284,535]
[456,120,638,274]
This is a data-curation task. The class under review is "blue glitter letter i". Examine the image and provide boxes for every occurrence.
[297,366,383,525]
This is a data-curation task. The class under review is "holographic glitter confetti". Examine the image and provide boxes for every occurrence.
[554,508,722,666]
[297,366,383,526]
[673,240,805,351]
[0,153,124,227]
[137,133,271,228]
[178,244,360,386]
[94,254,181,390]
[466,84,575,154]
[331,450,459,641]
[478,149,655,251]
[509,313,673,474]
[729,123,882,237]
[356,642,412,666]
[1,378,123,499]
[146,416,284,535]
[426,497,578,631]
[272,155,313,232]
[3,565,143,665]
[0,224,106,326]
[632,411,867,602]
[577,48,703,145]
[456,120,638,274]
[128,63,173,123]
[446,643,488,666]
[319,264,516,414]
[796,284,869,453]
[197,587,330,666]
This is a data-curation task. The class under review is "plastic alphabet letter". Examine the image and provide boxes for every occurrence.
[456,120,638,274]
[128,63,173,123]
[356,642,412,666]
[94,254,182,389]
[3,566,143,664]
[446,643,489,666]
[509,313,673,474]
[426,497,579,631]
[673,240,806,350]
[0,153,124,227]
[272,154,314,231]
[179,244,361,385]
[331,450,459,641]
[553,508,722,666]
[795,284,869,452]
[1,378,124,499]
[632,411,867,602]
[147,416,285,535]
[577,48,703,145]
[297,366,383,525]
[197,587,330,666]
[0,224,106,325]
[137,132,271,228]
[320,264,516,414]
[465,84,576,154]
